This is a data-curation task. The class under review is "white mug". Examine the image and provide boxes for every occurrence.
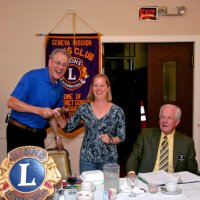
[80,181,96,192]
[165,181,178,192]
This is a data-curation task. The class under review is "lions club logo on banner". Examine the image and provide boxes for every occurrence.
[62,56,89,91]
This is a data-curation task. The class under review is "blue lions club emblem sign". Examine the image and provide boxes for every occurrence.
[0,146,61,200]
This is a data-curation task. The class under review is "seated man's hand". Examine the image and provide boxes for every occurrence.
[127,171,136,176]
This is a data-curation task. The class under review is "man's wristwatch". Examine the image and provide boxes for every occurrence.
[55,136,61,140]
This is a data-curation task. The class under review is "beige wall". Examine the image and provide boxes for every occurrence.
[1,0,200,172]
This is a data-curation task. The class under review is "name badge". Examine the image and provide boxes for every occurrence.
[178,155,186,161]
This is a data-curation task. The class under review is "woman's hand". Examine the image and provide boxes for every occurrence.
[53,108,67,129]
[53,108,62,117]
[98,134,111,144]
[98,134,121,144]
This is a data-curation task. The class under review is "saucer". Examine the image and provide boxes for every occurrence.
[161,187,182,195]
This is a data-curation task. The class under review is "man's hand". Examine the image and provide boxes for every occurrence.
[38,107,54,119]
[55,137,64,151]
[127,171,136,176]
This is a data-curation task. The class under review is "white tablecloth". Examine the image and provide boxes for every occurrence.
[58,178,200,200]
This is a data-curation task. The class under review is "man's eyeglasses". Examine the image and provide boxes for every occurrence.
[159,116,174,121]
[53,60,68,68]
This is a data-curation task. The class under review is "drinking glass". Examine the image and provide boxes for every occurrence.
[126,174,138,197]
[67,172,78,195]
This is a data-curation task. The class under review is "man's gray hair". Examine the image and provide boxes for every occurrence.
[159,104,182,120]
[50,48,71,65]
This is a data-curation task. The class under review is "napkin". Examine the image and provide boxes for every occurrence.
[80,170,104,185]
[120,181,145,194]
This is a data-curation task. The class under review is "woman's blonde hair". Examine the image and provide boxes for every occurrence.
[87,74,112,102]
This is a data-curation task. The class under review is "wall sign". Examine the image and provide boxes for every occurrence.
[0,146,61,200]
[138,6,158,21]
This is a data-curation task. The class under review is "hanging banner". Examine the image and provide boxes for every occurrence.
[46,33,101,123]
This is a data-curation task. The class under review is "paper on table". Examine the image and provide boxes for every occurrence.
[174,171,200,183]
[138,170,177,185]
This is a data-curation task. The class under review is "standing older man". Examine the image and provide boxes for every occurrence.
[126,104,198,174]
[6,48,71,153]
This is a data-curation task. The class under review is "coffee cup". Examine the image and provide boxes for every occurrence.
[165,181,178,192]
[80,181,96,192]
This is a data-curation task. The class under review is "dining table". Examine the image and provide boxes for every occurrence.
[57,177,200,200]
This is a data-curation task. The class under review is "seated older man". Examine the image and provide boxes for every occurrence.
[126,104,198,174]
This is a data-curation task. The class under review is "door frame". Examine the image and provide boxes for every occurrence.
[101,35,200,170]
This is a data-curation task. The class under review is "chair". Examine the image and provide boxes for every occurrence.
[46,148,72,179]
